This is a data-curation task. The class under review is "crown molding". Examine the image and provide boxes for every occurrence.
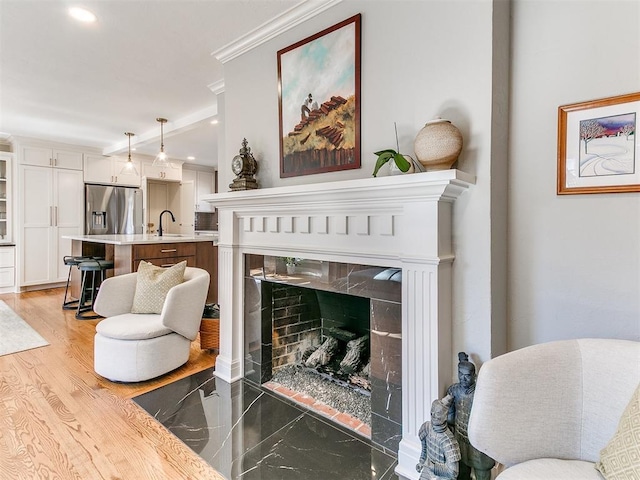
[208,79,225,95]
[212,0,343,64]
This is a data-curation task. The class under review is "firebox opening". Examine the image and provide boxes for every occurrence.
[273,286,371,384]
[268,284,372,426]
[244,255,403,452]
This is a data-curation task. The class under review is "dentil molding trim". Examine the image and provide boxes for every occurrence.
[212,0,343,64]
[205,169,474,264]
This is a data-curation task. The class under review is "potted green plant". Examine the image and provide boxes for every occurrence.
[372,148,412,177]
[283,257,300,274]
[372,123,423,177]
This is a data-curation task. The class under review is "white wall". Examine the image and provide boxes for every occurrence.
[221,0,640,376]
[509,0,640,348]
[222,0,504,371]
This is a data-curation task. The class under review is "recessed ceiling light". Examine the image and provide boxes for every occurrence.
[187,156,195,161]
[210,119,219,125]
[69,7,97,23]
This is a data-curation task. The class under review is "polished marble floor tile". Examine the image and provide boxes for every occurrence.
[134,368,398,480]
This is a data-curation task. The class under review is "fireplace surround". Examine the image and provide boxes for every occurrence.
[205,170,473,479]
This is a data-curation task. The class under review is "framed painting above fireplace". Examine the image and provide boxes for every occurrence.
[277,14,361,178]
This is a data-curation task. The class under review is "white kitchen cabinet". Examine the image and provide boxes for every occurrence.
[0,246,15,291]
[179,181,195,235]
[0,153,13,244]
[19,144,83,170]
[181,168,197,185]
[84,154,141,187]
[182,167,216,212]
[141,159,183,182]
[196,170,215,212]
[18,165,84,287]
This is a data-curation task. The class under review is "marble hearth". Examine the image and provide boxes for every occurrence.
[134,368,398,479]
[205,170,473,479]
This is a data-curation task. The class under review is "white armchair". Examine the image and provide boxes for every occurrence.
[468,338,640,479]
[92,267,210,382]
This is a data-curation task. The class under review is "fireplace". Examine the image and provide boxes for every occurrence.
[243,255,403,451]
[205,170,472,479]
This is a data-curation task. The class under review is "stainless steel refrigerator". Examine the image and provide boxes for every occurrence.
[85,184,143,235]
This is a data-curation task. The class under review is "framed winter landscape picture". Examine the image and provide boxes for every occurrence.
[277,14,361,178]
[558,92,640,194]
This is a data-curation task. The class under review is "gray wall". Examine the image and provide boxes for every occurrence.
[509,0,640,348]
[220,0,640,371]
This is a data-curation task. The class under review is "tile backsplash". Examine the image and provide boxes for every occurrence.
[194,211,218,231]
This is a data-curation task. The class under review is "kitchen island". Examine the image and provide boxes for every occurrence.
[62,234,219,303]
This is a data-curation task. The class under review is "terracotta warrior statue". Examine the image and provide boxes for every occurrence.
[416,395,461,480]
[446,352,495,480]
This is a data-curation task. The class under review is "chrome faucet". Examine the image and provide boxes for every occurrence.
[158,209,175,236]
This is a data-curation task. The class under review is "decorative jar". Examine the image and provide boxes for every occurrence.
[414,117,463,171]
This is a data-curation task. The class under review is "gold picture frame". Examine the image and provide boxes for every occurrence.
[557,92,640,194]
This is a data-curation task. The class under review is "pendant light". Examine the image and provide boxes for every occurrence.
[152,117,170,168]
[119,132,139,175]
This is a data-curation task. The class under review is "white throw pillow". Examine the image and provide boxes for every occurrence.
[131,260,186,314]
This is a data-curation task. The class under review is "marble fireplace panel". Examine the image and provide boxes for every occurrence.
[244,275,268,385]
[370,299,402,451]
[341,267,402,304]
[255,256,402,303]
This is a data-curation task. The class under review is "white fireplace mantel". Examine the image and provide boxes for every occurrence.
[203,169,473,480]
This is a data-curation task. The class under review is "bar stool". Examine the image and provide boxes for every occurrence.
[76,259,114,320]
[62,255,92,310]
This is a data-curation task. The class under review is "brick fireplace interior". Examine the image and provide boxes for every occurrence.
[243,254,403,453]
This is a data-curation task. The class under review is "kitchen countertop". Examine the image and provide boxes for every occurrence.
[62,233,219,245]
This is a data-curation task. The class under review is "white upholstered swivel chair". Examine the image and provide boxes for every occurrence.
[468,338,640,479]
[92,267,210,382]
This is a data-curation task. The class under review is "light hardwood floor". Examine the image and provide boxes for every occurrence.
[0,287,224,479]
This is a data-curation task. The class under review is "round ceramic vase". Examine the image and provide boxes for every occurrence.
[414,117,463,171]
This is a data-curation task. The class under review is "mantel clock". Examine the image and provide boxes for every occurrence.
[229,138,259,191]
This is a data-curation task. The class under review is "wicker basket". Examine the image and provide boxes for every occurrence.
[199,317,219,350]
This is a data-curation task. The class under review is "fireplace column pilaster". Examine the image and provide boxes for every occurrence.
[396,258,453,480]
[214,207,245,383]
